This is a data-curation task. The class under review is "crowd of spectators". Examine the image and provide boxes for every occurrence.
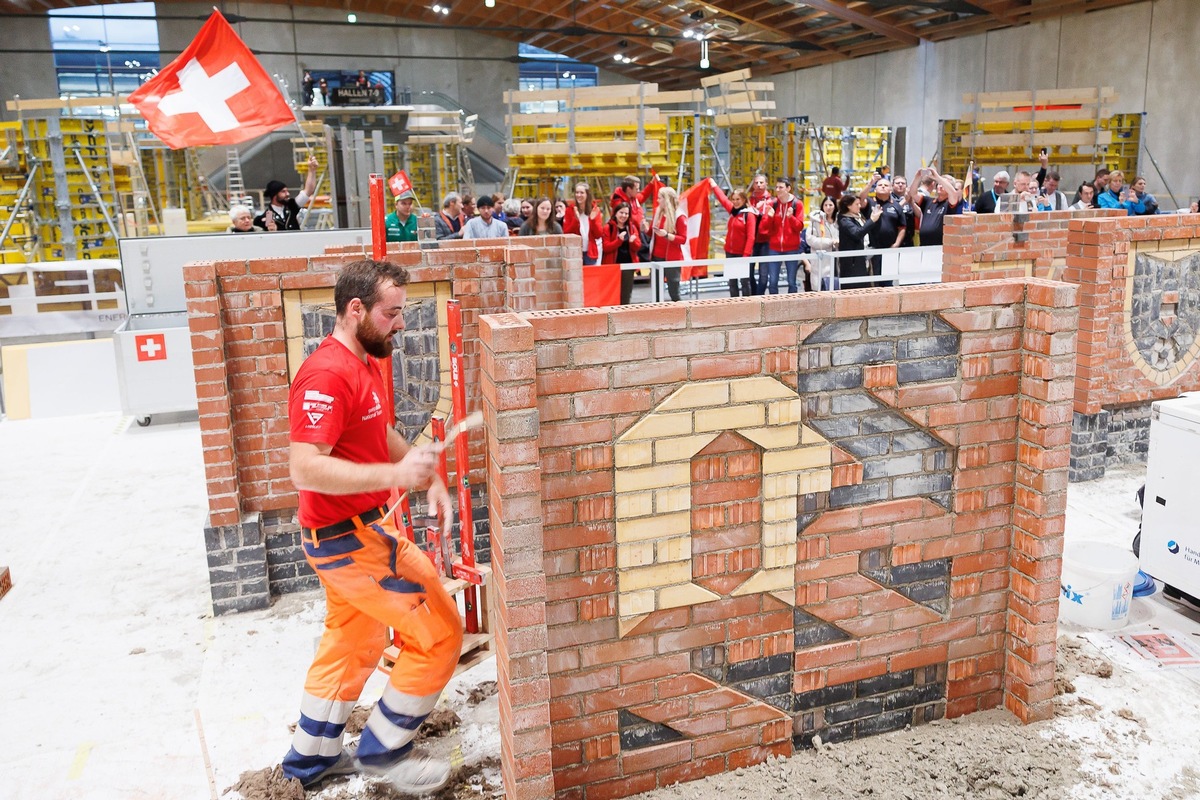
[373,155,1197,300]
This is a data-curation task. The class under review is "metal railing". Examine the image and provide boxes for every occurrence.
[599,246,944,303]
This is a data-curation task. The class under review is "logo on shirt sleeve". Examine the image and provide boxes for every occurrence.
[303,388,334,427]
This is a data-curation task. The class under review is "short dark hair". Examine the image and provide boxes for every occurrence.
[334,259,409,316]
[1046,170,1061,182]
[831,167,840,176]
[621,175,639,191]
[776,177,792,189]
[476,194,494,209]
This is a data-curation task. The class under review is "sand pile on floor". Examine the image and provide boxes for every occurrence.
[635,709,1082,800]
[224,764,305,800]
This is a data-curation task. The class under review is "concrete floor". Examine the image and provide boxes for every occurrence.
[2,411,1199,799]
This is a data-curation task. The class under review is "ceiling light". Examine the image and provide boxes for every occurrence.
[485,0,495,7]
[347,12,357,22]
[651,41,674,54]
[699,39,709,69]
[682,30,694,38]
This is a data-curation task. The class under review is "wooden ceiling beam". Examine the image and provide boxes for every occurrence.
[795,0,920,45]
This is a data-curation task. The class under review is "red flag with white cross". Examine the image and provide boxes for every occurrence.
[127,10,295,149]
[389,170,413,197]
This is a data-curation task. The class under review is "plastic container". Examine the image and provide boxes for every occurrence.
[1059,541,1140,629]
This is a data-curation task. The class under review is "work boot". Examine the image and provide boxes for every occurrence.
[300,748,359,788]
[361,750,451,795]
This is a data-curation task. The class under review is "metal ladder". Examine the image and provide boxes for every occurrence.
[225,147,247,207]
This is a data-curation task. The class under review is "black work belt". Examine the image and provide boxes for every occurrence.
[303,506,386,541]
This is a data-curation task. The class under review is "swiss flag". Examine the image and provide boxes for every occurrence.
[678,180,712,280]
[135,333,167,362]
[389,170,413,197]
[645,171,666,216]
[127,10,295,149]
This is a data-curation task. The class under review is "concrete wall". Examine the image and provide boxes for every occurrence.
[774,0,1198,208]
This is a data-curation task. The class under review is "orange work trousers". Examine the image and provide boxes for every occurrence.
[282,512,463,784]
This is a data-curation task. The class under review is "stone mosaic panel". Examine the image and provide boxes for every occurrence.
[1124,247,1200,385]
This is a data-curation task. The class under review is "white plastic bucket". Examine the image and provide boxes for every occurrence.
[1059,541,1139,629]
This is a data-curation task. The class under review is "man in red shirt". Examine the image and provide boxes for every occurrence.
[820,167,845,201]
[282,259,460,794]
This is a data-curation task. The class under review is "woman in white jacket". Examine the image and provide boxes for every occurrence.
[806,196,839,290]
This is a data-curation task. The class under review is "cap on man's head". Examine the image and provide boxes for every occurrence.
[265,180,286,199]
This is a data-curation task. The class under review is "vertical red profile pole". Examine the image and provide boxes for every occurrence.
[429,417,454,578]
[369,173,386,260]
[447,300,478,633]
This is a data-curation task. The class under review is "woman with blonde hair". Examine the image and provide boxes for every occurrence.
[650,186,688,301]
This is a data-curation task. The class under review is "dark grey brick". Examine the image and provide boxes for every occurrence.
[897,357,958,384]
[794,623,850,648]
[208,566,238,584]
[204,525,224,550]
[832,393,881,414]
[862,414,912,434]
[733,674,793,703]
[619,710,683,750]
[209,582,238,601]
[826,696,884,723]
[832,341,896,366]
[857,670,915,697]
[213,594,270,616]
[805,320,865,343]
[795,366,864,393]
[898,579,951,605]
[857,709,913,737]
[893,473,953,498]
[884,682,947,711]
[811,416,862,439]
[931,316,956,333]
[206,549,233,568]
[727,653,792,683]
[897,334,959,360]
[862,453,925,480]
[271,574,320,595]
[241,577,269,597]
[830,480,890,507]
[892,431,943,451]
[868,315,930,338]
[889,559,951,584]
[839,435,892,458]
[794,682,856,711]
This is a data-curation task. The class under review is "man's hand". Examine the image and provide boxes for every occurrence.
[1039,150,1049,168]
[308,155,320,173]
[427,477,454,528]
[392,445,438,490]
[870,205,883,222]
[264,210,277,231]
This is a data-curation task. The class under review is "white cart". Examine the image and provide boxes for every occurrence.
[1139,394,1200,597]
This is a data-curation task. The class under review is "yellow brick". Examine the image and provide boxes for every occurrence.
[763,473,796,498]
[769,589,796,607]
[656,535,691,563]
[740,425,800,450]
[620,411,694,441]
[731,567,793,596]
[695,404,764,433]
[729,376,795,404]
[620,590,656,617]
[616,491,654,520]
[763,445,831,473]
[617,541,654,568]
[800,425,828,445]
[654,433,718,464]
[762,520,794,548]
[762,544,795,569]
[767,399,804,426]
[615,441,653,468]
[654,486,691,514]
[762,496,797,524]
[797,468,833,495]
[616,510,690,543]
[614,463,690,494]
[658,380,730,410]
[619,613,652,638]
[619,561,690,591]
[658,582,721,610]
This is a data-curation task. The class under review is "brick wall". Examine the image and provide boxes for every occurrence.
[481,280,1077,800]
[183,236,581,614]
[943,211,1200,479]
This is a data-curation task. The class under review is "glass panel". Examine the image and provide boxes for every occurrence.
[49,3,159,96]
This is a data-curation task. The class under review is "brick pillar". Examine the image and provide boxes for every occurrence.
[480,312,554,800]
[1007,279,1078,722]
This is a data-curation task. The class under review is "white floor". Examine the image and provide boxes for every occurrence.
[1,412,1198,799]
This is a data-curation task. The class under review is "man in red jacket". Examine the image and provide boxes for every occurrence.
[760,178,805,294]
[610,175,650,235]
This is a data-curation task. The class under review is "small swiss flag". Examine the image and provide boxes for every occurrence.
[127,10,295,149]
[135,333,167,362]
[389,170,413,197]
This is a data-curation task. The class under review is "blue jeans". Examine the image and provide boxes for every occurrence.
[765,249,800,294]
[752,241,771,295]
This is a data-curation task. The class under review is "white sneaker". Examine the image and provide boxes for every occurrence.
[361,751,452,795]
[301,748,358,788]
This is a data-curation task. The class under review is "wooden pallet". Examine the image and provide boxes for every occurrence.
[379,563,493,677]
[0,566,11,602]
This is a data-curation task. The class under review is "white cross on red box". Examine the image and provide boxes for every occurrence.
[135,333,167,362]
